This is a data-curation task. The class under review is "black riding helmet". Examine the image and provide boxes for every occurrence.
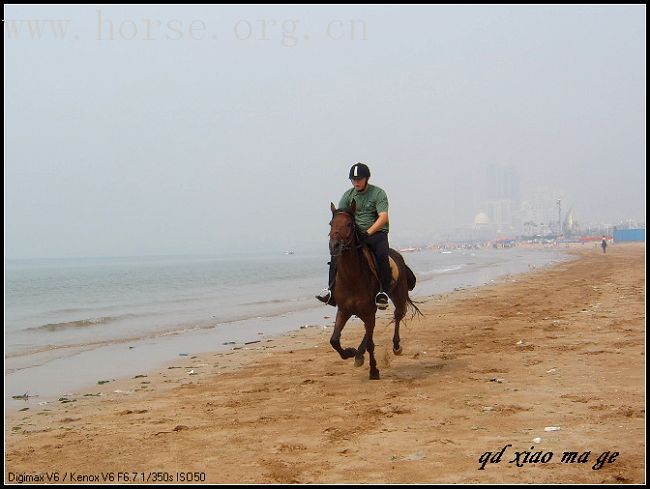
[349,162,371,179]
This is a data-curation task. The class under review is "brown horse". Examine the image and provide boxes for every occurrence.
[328,201,422,380]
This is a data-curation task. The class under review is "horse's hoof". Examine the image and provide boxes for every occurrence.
[354,355,364,367]
[393,346,403,355]
[343,348,357,359]
[369,370,380,380]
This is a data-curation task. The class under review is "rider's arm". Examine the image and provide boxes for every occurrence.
[367,212,388,236]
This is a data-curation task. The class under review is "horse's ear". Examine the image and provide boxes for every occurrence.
[350,199,357,214]
[330,202,337,215]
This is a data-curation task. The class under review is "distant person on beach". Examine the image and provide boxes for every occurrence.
[316,162,392,309]
[601,236,608,253]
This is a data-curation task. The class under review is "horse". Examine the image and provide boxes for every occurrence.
[327,200,422,380]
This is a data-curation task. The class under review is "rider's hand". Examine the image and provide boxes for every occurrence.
[358,230,370,242]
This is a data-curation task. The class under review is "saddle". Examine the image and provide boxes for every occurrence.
[361,247,416,291]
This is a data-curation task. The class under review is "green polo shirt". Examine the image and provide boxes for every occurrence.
[338,184,389,233]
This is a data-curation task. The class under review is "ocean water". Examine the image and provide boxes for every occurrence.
[4,247,570,404]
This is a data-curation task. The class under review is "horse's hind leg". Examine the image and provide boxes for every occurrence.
[330,309,356,359]
[393,301,407,355]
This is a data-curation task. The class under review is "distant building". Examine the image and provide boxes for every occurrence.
[485,164,520,234]
[472,211,495,240]
[613,229,645,242]
[563,208,578,236]
[519,188,561,236]
[473,211,490,226]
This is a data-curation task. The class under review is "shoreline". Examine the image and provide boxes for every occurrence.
[5,243,645,483]
[5,246,570,407]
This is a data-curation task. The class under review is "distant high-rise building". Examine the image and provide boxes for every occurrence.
[486,164,520,206]
[485,164,520,233]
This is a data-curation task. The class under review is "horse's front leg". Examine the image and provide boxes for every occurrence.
[354,334,368,367]
[329,309,356,359]
[359,313,379,380]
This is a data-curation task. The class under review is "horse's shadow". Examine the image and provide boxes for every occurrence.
[378,351,468,382]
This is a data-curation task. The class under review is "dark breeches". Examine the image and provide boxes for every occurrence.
[364,232,391,292]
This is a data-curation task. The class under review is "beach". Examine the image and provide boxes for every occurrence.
[4,243,645,484]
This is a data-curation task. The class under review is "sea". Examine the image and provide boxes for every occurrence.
[4,246,571,406]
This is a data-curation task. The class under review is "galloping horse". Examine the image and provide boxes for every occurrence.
[328,200,422,380]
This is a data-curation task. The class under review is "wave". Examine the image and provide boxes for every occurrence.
[424,264,467,275]
[26,314,138,333]
[239,298,296,307]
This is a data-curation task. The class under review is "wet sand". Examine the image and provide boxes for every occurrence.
[4,244,645,484]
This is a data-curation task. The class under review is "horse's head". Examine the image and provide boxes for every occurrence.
[329,200,357,256]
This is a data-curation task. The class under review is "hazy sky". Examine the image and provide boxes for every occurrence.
[5,5,646,258]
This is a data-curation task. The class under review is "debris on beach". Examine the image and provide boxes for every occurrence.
[134,374,147,379]
[544,426,561,432]
[222,341,236,345]
[97,380,111,385]
[392,451,426,462]
[244,340,260,345]
[58,397,76,403]
[11,393,30,400]
[179,352,189,356]
[532,437,543,443]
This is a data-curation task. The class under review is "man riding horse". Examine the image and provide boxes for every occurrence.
[317,162,392,310]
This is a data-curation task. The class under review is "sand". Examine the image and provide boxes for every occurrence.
[4,244,645,484]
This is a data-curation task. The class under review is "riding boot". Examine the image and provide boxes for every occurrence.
[316,258,337,306]
[379,257,392,294]
[375,257,392,309]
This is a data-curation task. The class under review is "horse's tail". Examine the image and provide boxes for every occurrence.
[406,293,423,319]
[405,264,416,291]
[389,249,423,319]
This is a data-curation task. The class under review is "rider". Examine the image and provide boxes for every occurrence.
[317,162,392,310]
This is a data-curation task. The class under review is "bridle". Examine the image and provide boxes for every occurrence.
[329,209,359,256]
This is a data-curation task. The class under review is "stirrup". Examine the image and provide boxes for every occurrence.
[375,292,389,309]
[316,288,332,304]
